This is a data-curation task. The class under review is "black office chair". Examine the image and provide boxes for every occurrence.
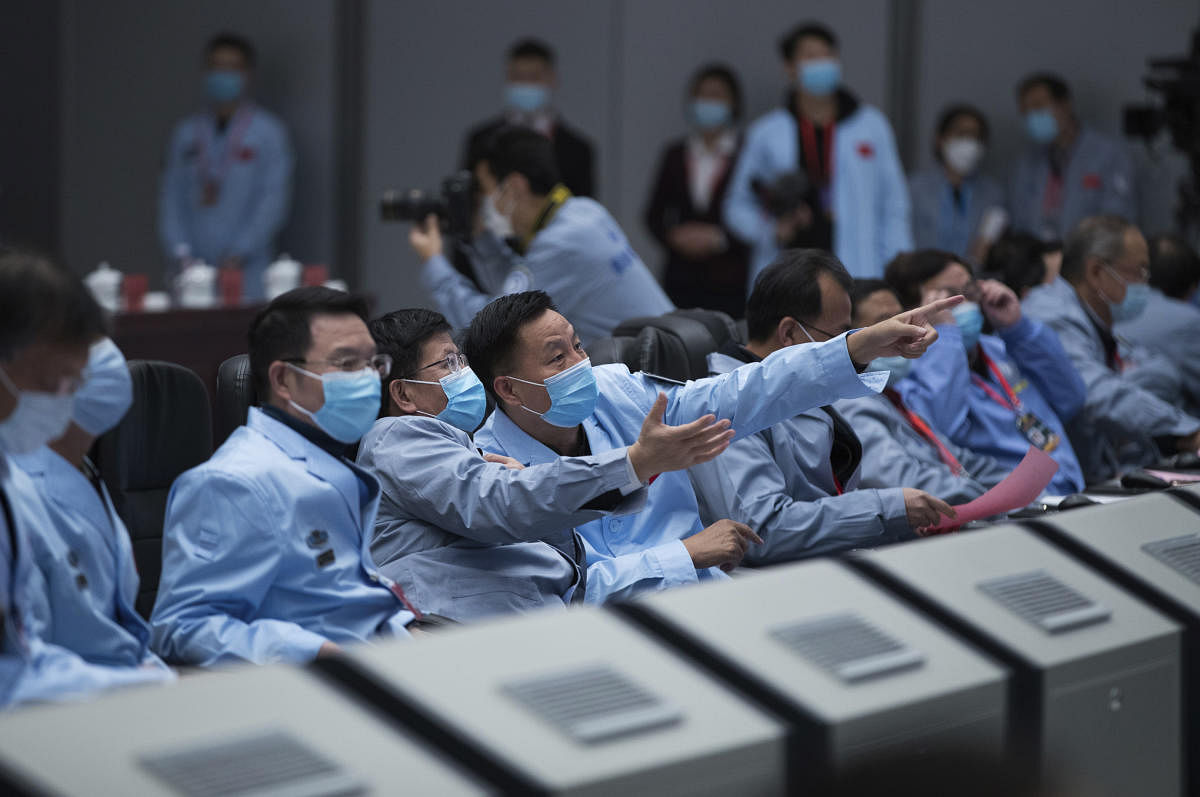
[615,309,741,381]
[215,353,255,446]
[585,335,642,371]
[92,361,213,618]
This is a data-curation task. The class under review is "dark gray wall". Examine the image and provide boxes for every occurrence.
[59,0,338,285]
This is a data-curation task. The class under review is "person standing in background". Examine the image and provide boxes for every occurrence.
[643,64,750,317]
[908,105,1007,264]
[158,32,294,301]
[462,39,596,198]
[724,21,911,286]
[1008,73,1136,241]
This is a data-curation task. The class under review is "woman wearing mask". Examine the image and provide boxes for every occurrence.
[643,64,750,317]
[908,105,1007,264]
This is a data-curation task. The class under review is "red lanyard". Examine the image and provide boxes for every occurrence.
[799,117,835,187]
[971,351,1022,413]
[389,582,423,621]
[196,104,255,184]
[885,389,966,476]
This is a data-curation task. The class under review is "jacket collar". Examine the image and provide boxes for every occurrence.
[486,407,571,467]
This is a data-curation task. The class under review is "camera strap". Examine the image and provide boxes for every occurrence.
[518,184,572,253]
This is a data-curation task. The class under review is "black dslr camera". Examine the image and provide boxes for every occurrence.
[380,170,475,240]
[751,171,813,218]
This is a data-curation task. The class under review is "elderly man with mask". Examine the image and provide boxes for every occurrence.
[463,288,961,602]
[1023,216,1200,482]
[357,308,734,622]
[12,339,171,675]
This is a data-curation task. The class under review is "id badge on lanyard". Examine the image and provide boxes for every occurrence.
[974,352,1060,453]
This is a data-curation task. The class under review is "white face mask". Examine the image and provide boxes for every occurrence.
[481,192,514,239]
[941,137,984,176]
[0,366,76,454]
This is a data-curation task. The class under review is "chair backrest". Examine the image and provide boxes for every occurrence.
[93,361,213,618]
[614,309,741,381]
[215,354,256,446]
[585,335,642,371]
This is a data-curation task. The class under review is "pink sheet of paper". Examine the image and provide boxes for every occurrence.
[1145,469,1200,484]
[928,445,1059,531]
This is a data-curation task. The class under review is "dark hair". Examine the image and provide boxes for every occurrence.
[369,308,452,416]
[849,278,898,322]
[933,103,990,161]
[485,126,561,195]
[1017,72,1070,103]
[1147,234,1200,299]
[205,32,256,68]
[779,22,838,61]
[884,249,967,309]
[0,249,109,360]
[688,63,743,122]
[984,232,1050,296]
[461,290,557,403]
[1060,215,1134,283]
[746,249,854,342]
[248,286,369,399]
[507,38,555,66]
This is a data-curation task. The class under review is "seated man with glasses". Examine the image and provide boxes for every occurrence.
[358,308,736,622]
[885,248,1087,494]
[151,287,418,667]
[1023,215,1200,482]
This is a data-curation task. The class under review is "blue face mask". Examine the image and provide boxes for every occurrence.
[205,70,245,103]
[505,82,549,113]
[402,366,487,433]
[73,338,133,436]
[287,365,381,444]
[689,99,731,130]
[952,301,985,351]
[1025,109,1059,144]
[1103,267,1151,323]
[867,355,913,388]
[797,58,841,96]
[509,357,598,428]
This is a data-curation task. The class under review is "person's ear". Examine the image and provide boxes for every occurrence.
[494,375,523,408]
[268,361,296,404]
[777,317,804,346]
[389,379,418,415]
[1083,255,1105,284]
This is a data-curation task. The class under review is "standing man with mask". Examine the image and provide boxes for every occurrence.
[462,39,595,198]
[151,288,416,667]
[1008,73,1136,241]
[158,32,294,301]
[1,251,170,707]
[1023,216,1200,482]
[12,339,171,676]
[885,249,1087,495]
[723,21,911,286]
[414,127,672,346]
[358,308,734,622]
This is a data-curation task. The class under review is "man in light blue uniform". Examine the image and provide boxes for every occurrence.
[412,127,671,346]
[1008,73,1135,241]
[688,252,957,564]
[359,309,733,621]
[1115,234,1200,415]
[723,21,911,285]
[1024,216,1200,482]
[13,339,169,673]
[886,249,1087,495]
[836,280,1010,504]
[151,288,414,666]
[1,252,170,707]
[158,32,293,300]
[463,289,961,601]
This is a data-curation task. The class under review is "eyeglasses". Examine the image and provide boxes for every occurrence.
[284,353,393,377]
[1104,263,1150,285]
[406,352,468,378]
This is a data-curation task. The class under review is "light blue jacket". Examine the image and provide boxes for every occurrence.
[687,350,910,564]
[422,197,673,345]
[0,456,171,709]
[474,334,886,602]
[1023,277,1200,481]
[158,103,293,300]
[1008,126,1136,240]
[11,447,166,671]
[723,104,912,285]
[834,391,1008,504]
[896,319,1086,495]
[908,168,1005,258]
[1115,288,1200,416]
[150,408,413,667]
[359,415,649,622]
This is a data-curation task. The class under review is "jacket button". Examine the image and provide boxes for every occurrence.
[368,573,380,583]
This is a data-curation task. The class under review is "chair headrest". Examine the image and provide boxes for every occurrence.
[586,335,642,371]
[215,354,255,446]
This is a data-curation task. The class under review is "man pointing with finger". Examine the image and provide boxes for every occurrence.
[463,287,960,602]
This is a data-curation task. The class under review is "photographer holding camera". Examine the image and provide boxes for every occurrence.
[408,126,673,345]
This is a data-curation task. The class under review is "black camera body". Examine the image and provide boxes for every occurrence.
[380,170,475,239]
[751,171,813,218]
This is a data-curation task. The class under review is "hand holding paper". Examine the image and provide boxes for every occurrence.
[926,445,1059,532]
